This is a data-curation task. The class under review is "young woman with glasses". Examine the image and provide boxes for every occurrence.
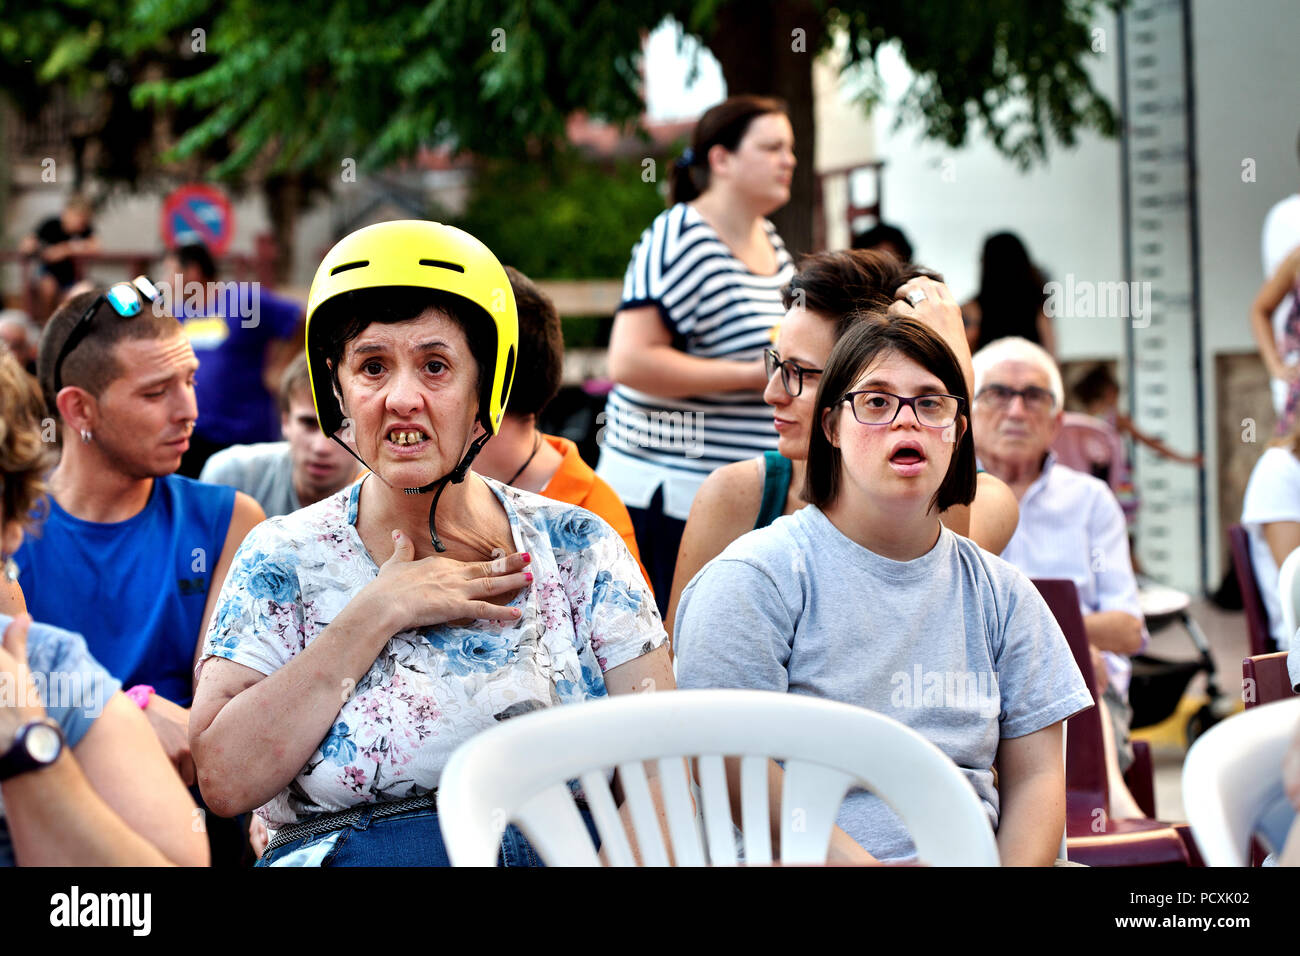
[674,315,1090,864]
[664,250,1020,635]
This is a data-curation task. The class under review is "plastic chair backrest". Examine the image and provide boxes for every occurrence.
[1228,523,1276,656]
[1278,547,1300,643]
[1243,652,1297,709]
[1031,578,1107,819]
[437,689,1000,867]
[1182,696,1300,865]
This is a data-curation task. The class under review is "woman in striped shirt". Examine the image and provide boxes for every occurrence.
[599,94,796,615]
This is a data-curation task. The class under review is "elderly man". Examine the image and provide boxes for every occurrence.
[971,336,1147,813]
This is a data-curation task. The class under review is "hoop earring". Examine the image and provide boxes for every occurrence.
[80,429,93,444]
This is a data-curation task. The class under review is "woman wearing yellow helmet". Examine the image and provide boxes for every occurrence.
[189,221,674,866]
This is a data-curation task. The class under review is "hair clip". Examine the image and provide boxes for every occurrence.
[674,147,696,170]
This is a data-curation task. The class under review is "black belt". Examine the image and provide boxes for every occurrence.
[264,792,438,855]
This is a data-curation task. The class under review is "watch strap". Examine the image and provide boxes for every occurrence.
[0,719,65,782]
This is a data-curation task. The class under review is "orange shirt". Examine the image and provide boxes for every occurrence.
[539,434,652,592]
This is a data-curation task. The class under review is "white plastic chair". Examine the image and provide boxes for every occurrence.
[437,688,1000,867]
[1277,547,1300,642]
[1182,696,1300,866]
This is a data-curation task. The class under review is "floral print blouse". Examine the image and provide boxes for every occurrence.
[202,474,666,828]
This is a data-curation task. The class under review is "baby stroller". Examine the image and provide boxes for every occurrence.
[1128,580,1235,745]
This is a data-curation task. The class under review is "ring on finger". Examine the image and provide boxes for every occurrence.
[906,288,928,306]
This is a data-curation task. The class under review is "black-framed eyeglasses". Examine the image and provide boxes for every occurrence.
[52,276,161,393]
[974,384,1055,414]
[841,390,966,428]
[764,348,823,397]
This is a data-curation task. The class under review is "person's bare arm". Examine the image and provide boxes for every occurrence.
[1250,250,1300,381]
[0,617,206,866]
[1115,415,1202,465]
[65,692,209,865]
[994,723,1065,866]
[191,540,530,816]
[1083,610,1144,655]
[70,235,100,258]
[718,756,877,864]
[607,306,766,398]
[965,472,1020,553]
[664,460,763,640]
[0,577,25,616]
[1262,520,1300,570]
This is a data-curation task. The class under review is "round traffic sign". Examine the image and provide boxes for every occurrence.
[161,184,234,255]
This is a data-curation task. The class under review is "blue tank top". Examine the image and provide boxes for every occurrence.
[13,475,236,706]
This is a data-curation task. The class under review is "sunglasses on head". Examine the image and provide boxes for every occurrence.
[52,276,161,393]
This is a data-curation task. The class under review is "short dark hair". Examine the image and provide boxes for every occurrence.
[851,223,914,264]
[503,266,562,418]
[804,315,976,514]
[1072,362,1119,408]
[313,287,496,428]
[782,249,940,341]
[278,353,314,416]
[669,94,788,206]
[37,288,184,415]
[174,243,217,281]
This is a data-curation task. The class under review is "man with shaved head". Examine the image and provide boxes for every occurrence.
[10,283,264,863]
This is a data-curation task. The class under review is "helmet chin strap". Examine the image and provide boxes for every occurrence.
[327,425,493,554]
[403,430,492,553]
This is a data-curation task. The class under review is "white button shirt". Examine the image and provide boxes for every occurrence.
[994,453,1148,698]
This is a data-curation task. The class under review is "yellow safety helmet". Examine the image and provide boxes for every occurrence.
[304,220,518,439]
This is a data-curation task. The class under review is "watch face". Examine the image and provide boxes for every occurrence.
[26,723,62,763]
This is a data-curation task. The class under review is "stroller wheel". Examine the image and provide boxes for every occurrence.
[1185,704,1216,746]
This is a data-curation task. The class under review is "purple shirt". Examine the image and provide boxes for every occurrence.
[181,286,301,445]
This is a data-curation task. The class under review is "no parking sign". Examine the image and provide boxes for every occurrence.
[161,184,234,255]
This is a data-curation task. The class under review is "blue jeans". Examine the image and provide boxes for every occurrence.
[257,805,599,867]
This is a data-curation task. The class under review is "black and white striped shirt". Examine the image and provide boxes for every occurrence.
[597,203,794,518]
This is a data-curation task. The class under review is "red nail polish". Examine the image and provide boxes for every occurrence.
[521,552,531,564]
[524,571,533,583]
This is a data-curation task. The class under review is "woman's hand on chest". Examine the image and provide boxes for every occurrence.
[360,530,533,634]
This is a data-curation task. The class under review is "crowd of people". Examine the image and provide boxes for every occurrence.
[1,95,1298,867]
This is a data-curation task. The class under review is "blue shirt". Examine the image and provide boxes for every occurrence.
[995,453,1148,697]
[181,286,302,445]
[14,475,236,705]
[0,616,121,866]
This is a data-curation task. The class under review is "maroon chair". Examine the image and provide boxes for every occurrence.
[1031,578,1190,866]
[1227,524,1277,656]
[1242,652,1296,863]
[1243,652,1297,709]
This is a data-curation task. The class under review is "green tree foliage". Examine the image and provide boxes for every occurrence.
[3,0,1121,258]
[448,154,670,281]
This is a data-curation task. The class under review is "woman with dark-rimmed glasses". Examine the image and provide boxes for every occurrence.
[674,315,1089,864]
[665,250,1020,635]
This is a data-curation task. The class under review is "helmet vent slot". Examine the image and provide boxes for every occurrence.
[419,259,466,274]
[330,260,369,275]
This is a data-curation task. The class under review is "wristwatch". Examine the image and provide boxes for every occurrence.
[0,719,65,782]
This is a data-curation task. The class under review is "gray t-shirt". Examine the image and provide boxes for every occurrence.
[200,441,300,518]
[0,615,120,866]
[674,506,1092,862]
